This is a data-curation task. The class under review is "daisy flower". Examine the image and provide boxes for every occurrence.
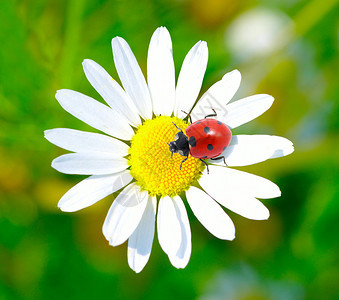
[45,27,294,273]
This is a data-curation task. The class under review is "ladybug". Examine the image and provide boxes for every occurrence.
[168,109,232,173]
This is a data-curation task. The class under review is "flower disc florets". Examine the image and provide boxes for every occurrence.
[129,116,204,197]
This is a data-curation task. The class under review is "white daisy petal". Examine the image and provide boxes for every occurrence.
[46,27,294,271]
[55,89,134,140]
[112,37,153,120]
[44,128,129,156]
[209,135,294,167]
[199,165,281,200]
[186,186,235,240]
[82,59,141,127]
[157,196,182,256]
[219,194,269,220]
[174,41,208,119]
[52,152,128,175]
[147,27,176,116]
[103,183,148,246]
[220,94,274,129]
[199,169,269,220]
[58,171,133,212]
[191,69,241,122]
[128,196,156,273]
[167,196,191,269]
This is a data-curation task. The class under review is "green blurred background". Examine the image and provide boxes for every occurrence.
[0,0,338,299]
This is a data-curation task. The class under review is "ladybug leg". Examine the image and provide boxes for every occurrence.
[210,156,227,166]
[180,155,189,170]
[199,159,209,174]
[204,108,217,119]
[181,110,192,124]
[166,142,174,157]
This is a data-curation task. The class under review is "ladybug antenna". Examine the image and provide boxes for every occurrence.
[204,108,217,119]
[172,122,182,131]
[181,110,192,124]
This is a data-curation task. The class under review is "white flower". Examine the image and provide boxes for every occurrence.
[45,27,294,273]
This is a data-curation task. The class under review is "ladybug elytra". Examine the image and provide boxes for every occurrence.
[168,109,232,173]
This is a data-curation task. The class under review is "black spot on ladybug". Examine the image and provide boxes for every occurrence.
[207,144,213,151]
[204,126,210,134]
[188,136,196,147]
[223,146,226,151]
[202,156,207,159]
[195,121,201,124]
[217,121,222,125]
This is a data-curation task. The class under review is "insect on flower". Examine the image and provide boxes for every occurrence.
[45,26,294,273]
[168,109,232,173]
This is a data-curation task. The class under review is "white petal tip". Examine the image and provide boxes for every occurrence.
[284,140,294,153]
[262,215,270,221]
[270,138,294,159]
[129,261,147,273]
[109,237,124,247]
[58,205,72,213]
[131,268,142,274]
[225,69,241,78]
[82,58,90,65]
[156,26,169,33]
[82,59,96,71]
[286,143,295,155]
[43,130,51,138]
[112,36,123,46]
[108,239,115,246]
[256,94,275,105]
[57,200,74,213]
[172,265,184,270]
[150,26,172,50]
[220,232,236,241]
[55,89,68,101]
[103,234,109,242]
[258,209,270,220]
[228,234,236,241]
[224,230,236,241]
[249,204,271,220]
[55,90,61,98]
[199,41,208,50]
[51,159,58,170]
[193,40,207,51]
[128,257,146,273]
[170,259,190,269]
[267,184,282,199]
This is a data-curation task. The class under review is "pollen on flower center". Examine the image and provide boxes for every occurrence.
[129,116,204,197]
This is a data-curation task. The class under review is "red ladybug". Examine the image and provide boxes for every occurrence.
[168,109,232,173]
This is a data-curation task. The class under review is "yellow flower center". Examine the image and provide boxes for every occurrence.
[129,116,204,197]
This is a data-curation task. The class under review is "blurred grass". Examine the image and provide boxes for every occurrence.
[0,0,338,299]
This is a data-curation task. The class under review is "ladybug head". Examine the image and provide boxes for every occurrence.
[168,130,190,157]
[168,140,179,155]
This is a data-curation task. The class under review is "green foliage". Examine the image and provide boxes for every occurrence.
[0,0,338,299]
